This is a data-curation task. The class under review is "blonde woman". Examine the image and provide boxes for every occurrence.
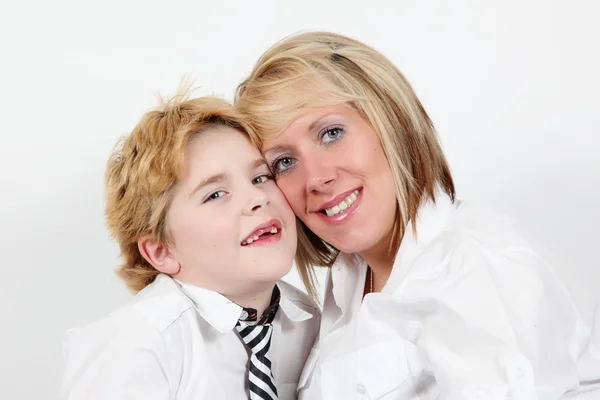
[235,32,600,399]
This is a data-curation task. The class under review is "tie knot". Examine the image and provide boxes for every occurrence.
[236,323,273,354]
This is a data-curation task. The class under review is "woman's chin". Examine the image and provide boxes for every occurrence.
[319,226,394,257]
[327,237,375,256]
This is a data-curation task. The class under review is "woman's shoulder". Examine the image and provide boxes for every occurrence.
[407,199,559,293]
[408,200,583,322]
[435,200,537,260]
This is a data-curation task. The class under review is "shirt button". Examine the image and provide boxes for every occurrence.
[240,310,249,320]
[356,383,366,394]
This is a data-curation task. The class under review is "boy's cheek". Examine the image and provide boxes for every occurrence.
[267,185,293,207]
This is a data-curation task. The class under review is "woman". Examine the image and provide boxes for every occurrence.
[235,32,599,399]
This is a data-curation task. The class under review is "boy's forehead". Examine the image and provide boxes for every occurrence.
[191,125,250,149]
[185,127,267,175]
[186,126,241,157]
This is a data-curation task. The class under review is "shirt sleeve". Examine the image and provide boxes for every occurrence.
[60,329,172,400]
[403,238,587,400]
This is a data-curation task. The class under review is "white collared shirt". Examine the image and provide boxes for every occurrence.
[60,274,320,400]
[298,192,600,400]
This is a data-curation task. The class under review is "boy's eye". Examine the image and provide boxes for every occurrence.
[204,190,226,203]
[253,174,273,184]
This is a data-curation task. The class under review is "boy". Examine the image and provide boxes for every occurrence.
[60,94,320,400]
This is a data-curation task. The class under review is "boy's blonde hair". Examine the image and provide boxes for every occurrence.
[105,94,252,293]
[236,31,455,297]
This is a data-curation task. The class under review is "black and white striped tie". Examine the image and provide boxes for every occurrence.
[236,322,278,400]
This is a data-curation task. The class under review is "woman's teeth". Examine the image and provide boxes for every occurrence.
[324,190,360,217]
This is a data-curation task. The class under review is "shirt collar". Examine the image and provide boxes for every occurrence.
[330,253,366,314]
[175,280,243,333]
[410,187,457,245]
[277,281,315,322]
[383,188,457,293]
[239,285,281,325]
[175,280,313,332]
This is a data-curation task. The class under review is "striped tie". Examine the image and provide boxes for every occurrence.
[236,322,278,400]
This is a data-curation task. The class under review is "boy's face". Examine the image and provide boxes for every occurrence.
[166,127,297,296]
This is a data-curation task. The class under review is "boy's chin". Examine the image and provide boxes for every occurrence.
[251,262,294,284]
[243,244,296,283]
[244,257,293,284]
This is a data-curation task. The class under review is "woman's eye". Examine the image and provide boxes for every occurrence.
[272,157,296,175]
[252,174,273,184]
[321,126,345,145]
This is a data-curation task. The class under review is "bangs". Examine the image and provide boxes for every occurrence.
[238,68,361,148]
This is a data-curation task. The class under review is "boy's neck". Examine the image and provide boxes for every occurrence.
[227,283,277,320]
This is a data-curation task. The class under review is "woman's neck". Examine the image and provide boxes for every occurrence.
[360,231,399,292]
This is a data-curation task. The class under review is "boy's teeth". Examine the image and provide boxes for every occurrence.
[243,226,280,245]
[324,190,360,217]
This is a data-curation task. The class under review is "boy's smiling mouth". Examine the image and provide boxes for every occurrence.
[241,218,282,246]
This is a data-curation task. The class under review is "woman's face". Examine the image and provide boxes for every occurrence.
[261,104,397,256]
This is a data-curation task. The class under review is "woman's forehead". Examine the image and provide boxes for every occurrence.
[260,104,356,154]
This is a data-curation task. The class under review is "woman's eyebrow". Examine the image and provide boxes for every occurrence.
[263,145,289,158]
[308,113,343,133]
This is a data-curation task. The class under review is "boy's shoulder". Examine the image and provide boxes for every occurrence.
[64,274,195,354]
[61,276,199,395]
[131,274,196,331]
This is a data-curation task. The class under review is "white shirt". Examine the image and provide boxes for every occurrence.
[61,274,320,400]
[298,192,600,400]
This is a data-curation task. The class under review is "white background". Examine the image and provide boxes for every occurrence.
[1,1,599,398]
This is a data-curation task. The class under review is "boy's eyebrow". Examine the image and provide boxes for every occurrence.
[188,159,266,198]
[189,173,226,198]
[251,158,269,170]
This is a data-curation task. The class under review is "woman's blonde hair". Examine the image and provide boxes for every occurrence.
[236,31,455,297]
[105,93,253,293]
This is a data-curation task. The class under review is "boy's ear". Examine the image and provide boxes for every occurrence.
[138,237,180,275]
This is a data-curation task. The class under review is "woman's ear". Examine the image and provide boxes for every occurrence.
[138,237,180,275]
